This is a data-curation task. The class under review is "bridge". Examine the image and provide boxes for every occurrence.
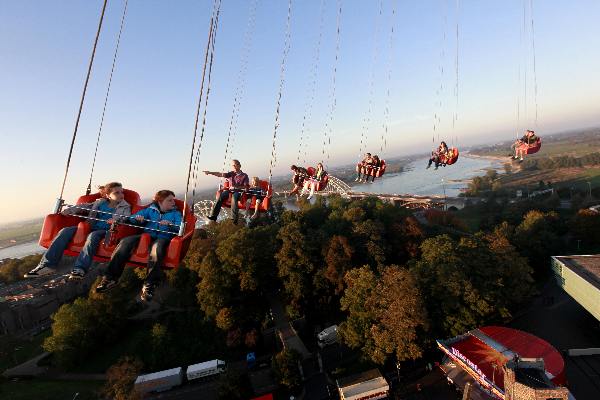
[193,174,453,220]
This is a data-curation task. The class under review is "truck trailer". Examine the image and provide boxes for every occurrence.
[186,359,227,381]
[134,367,184,394]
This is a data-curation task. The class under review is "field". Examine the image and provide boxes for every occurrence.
[470,129,600,193]
[0,220,43,249]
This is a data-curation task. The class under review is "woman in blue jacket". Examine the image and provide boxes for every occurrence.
[95,190,182,301]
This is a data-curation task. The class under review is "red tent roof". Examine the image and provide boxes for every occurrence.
[440,326,565,392]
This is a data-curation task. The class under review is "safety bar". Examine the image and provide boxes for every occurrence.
[61,204,180,235]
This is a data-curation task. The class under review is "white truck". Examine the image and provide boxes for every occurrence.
[317,325,339,348]
[186,359,227,381]
[134,367,184,394]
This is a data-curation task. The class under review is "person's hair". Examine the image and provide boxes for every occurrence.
[373,155,379,160]
[441,141,447,147]
[251,176,260,186]
[290,165,297,171]
[232,159,241,167]
[366,153,371,156]
[98,182,122,197]
[317,162,324,169]
[154,190,175,203]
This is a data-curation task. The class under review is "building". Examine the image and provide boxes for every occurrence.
[552,255,600,322]
[437,326,571,399]
[336,369,389,400]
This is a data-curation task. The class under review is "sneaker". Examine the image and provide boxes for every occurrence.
[24,264,53,278]
[207,215,217,221]
[434,166,439,170]
[306,195,313,200]
[520,157,524,161]
[68,268,86,280]
[95,276,117,293]
[426,165,431,169]
[354,177,360,182]
[140,283,155,302]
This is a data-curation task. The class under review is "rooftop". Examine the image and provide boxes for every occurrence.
[554,255,600,291]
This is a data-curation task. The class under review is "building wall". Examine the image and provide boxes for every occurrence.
[552,257,600,322]
[503,364,569,400]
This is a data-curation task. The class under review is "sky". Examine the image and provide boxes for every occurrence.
[1,0,600,224]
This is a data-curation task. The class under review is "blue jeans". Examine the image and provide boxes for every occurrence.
[40,226,106,272]
[211,190,241,221]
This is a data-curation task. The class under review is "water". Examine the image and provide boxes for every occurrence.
[0,241,44,261]
[352,155,502,197]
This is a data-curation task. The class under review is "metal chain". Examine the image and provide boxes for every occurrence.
[87,0,129,195]
[321,0,342,167]
[268,0,293,185]
[191,0,221,202]
[529,0,538,128]
[381,0,395,157]
[221,0,260,175]
[433,0,448,146]
[452,0,459,140]
[298,0,326,166]
[358,0,383,160]
[183,0,220,216]
[58,0,108,201]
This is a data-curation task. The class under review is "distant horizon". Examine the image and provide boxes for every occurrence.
[4,1,600,223]
[2,125,598,226]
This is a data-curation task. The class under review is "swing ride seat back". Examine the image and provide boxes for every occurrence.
[216,180,273,212]
[39,188,142,252]
[125,199,196,269]
[355,160,386,178]
[440,148,459,165]
[306,167,328,191]
[39,190,196,269]
[517,137,542,155]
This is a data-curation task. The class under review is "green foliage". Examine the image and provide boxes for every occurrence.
[43,282,133,368]
[339,266,429,364]
[217,370,252,399]
[465,169,502,196]
[412,233,534,337]
[272,348,302,391]
[0,254,42,283]
[102,356,143,400]
[569,209,600,245]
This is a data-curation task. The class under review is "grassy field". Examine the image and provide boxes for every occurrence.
[0,220,43,249]
[0,330,51,373]
[0,379,103,400]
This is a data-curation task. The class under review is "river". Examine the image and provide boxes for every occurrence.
[1,155,500,261]
[0,241,44,261]
[352,154,502,197]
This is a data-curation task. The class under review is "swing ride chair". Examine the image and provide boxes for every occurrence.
[215,180,273,212]
[39,190,197,269]
[516,137,542,155]
[356,159,387,178]
[304,166,329,191]
[439,147,460,166]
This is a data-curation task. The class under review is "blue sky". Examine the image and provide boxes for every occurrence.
[1,0,600,223]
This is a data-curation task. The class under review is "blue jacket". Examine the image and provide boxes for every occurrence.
[130,203,182,240]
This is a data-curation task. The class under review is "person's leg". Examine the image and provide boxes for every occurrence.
[72,229,106,273]
[209,191,229,220]
[141,238,170,301]
[105,235,142,280]
[252,198,261,218]
[40,226,78,267]
[231,191,241,223]
[26,226,77,277]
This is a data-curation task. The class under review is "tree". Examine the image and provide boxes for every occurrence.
[412,234,534,337]
[0,255,42,283]
[272,348,302,391]
[102,357,143,400]
[197,250,232,319]
[323,235,354,295]
[339,266,429,364]
[513,210,564,275]
[570,209,600,245]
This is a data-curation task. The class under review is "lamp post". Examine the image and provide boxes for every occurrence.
[587,181,592,198]
[441,178,447,211]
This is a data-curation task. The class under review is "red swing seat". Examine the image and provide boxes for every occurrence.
[306,167,328,191]
[39,189,196,269]
[517,137,542,155]
[215,180,273,212]
[439,148,460,165]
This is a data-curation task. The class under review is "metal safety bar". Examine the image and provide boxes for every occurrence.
[61,204,180,235]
